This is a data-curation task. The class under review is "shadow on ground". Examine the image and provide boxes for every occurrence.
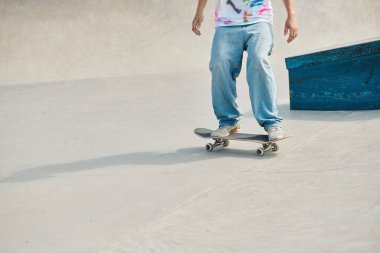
[1,147,277,183]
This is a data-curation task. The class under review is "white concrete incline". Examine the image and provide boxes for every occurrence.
[0,1,380,253]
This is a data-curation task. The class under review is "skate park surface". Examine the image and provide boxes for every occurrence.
[1,1,380,252]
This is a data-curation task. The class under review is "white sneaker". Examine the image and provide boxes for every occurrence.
[268,126,284,141]
[211,124,240,138]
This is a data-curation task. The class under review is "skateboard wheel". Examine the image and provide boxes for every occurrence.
[222,139,229,147]
[206,143,214,152]
[271,143,279,152]
[256,148,264,156]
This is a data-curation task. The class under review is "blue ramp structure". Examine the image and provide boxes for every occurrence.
[285,39,380,110]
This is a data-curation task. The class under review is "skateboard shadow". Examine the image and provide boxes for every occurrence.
[1,147,276,183]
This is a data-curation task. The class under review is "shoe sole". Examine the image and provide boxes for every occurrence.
[268,134,285,142]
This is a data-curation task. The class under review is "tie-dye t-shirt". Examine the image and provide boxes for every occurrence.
[214,0,273,27]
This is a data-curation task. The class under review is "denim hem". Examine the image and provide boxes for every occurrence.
[219,120,240,128]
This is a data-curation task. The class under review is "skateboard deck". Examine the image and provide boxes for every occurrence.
[194,128,292,156]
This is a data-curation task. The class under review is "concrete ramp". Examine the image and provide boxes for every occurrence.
[0,0,379,85]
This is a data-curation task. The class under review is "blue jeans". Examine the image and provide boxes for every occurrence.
[209,22,283,132]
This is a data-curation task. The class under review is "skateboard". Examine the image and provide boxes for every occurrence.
[194,128,292,156]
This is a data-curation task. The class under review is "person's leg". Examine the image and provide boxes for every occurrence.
[209,26,245,127]
[244,22,283,132]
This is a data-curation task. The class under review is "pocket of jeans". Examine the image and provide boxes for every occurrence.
[268,25,274,56]
[268,43,274,56]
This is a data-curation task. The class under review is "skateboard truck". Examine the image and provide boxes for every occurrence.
[256,142,279,156]
[205,138,230,152]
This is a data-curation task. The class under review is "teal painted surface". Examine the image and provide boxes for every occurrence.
[285,40,380,110]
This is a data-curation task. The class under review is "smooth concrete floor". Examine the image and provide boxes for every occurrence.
[1,69,380,253]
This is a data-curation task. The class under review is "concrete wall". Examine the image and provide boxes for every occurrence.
[0,0,379,86]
